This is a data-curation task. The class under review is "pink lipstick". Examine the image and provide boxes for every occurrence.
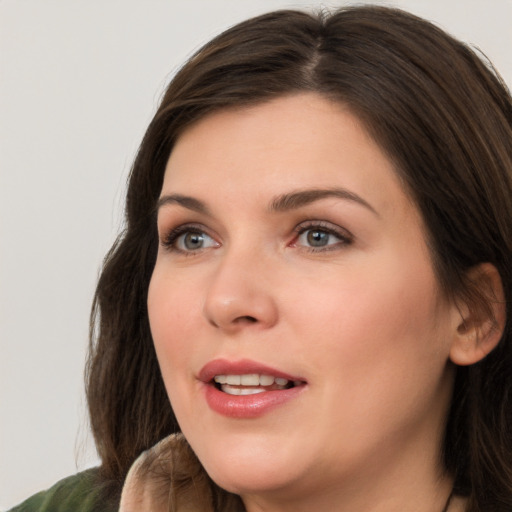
[198,359,307,418]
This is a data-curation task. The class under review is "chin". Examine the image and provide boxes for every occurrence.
[208,462,300,497]
[188,431,305,496]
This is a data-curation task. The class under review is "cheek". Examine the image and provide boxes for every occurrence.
[147,270,199,386]
[293,254,449,385]
[147,272,208,434]
[285,261,452,458]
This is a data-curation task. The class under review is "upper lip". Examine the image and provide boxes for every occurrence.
[198,358,306,384]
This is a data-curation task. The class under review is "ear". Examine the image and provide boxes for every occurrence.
[449,263,506,366]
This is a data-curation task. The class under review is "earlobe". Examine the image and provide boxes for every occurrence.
[449,263,506,366]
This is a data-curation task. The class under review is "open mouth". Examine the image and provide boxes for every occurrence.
[213,374,304,396]
[201,362,308,417]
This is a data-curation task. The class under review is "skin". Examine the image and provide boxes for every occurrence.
[147,93,464,511]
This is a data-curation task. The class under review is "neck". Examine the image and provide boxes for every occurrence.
[243,477,454,512]
[241,437,455,512]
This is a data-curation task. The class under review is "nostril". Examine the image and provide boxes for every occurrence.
[236,315,258,323]
[208,314,259,329]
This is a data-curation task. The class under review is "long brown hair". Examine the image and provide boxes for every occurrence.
[86,6,512,510]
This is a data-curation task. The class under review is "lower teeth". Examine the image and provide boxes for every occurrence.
[220,384,287,396]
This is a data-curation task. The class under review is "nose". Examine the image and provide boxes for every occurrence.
[203,250,279,333]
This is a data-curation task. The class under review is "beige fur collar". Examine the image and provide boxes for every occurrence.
[118,434,244,512]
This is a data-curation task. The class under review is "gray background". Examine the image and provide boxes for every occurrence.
[1,0,511,508]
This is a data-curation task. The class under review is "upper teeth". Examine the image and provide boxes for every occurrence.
[214,374,290,386]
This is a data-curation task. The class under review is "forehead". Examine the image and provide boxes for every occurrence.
[162,93,414,219]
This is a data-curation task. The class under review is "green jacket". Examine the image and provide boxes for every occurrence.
[6,434,243,511]
[7,469,117,512]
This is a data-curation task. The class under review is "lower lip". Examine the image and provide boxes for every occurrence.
[203,383,305,418]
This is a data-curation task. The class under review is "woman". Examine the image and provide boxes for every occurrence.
[10,5,512,512]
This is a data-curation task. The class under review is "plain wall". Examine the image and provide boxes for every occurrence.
[1,0,511,509]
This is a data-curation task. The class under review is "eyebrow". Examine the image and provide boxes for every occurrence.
[156,187,378,217]
[269,188,379,216]
[156,194,211,215]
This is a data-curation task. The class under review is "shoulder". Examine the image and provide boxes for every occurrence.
[7,468,117,512]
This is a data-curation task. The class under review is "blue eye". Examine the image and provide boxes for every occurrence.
[294,223,352,251]
[163,226,218,253]
[299,229,335,247]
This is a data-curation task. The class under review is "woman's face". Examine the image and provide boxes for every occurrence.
[148,94,458,508]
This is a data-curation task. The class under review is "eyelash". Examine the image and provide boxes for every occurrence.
[159,221,353,255]
[161,224,217,255]
[292,220,353,252]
